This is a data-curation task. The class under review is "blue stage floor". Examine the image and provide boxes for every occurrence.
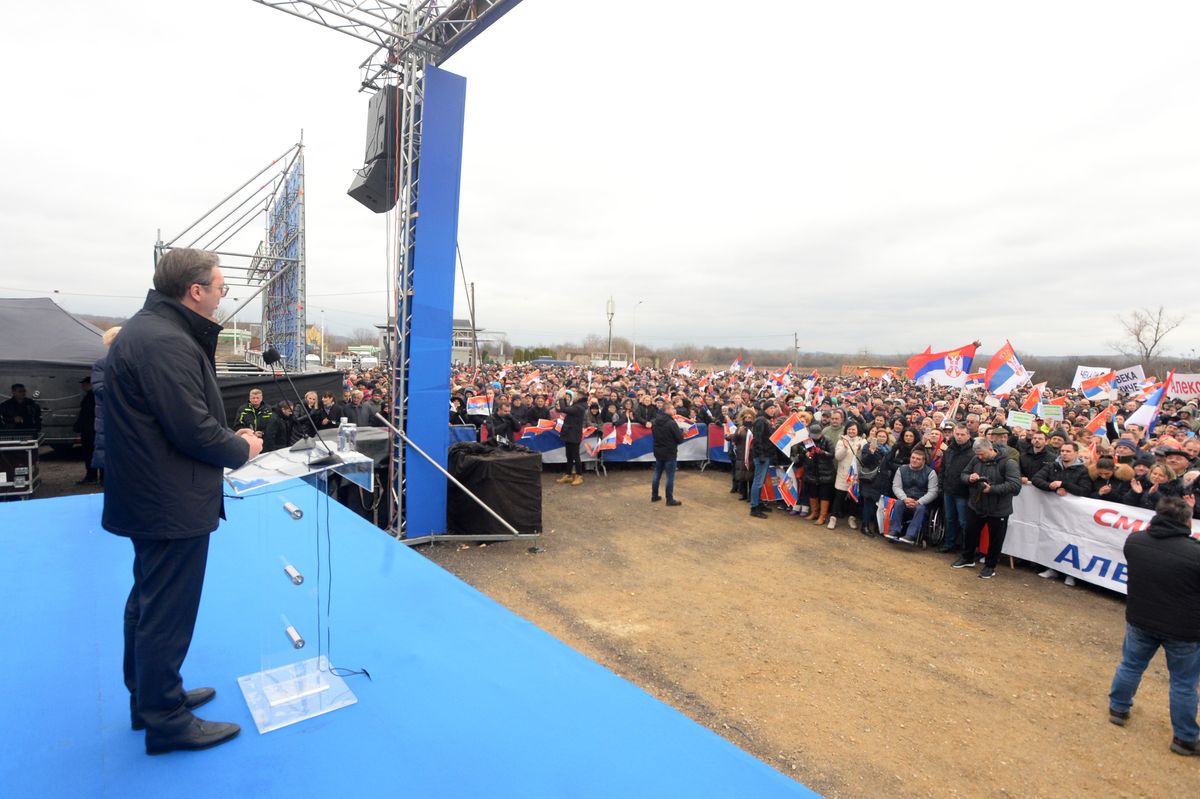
[1,484,817,797]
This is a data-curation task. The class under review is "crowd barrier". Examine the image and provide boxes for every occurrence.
[450,423,1200,595]
[1004,490,1200,595]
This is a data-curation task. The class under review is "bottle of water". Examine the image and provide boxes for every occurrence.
[337,417,349,452]
[344,423,358,452]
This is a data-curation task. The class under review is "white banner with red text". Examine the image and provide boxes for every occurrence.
[1003,490,1200,595]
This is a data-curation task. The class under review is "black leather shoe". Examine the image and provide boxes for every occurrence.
[666,499,682,506]
[145,718,240,755]
[132,687,217,730]
[651,495,661,502]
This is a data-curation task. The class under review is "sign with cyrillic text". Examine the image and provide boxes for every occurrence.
[1072,365,1112,389]
[1167,373,1200,400]
[1113,365,1146,393]
[1005,490,1200,595]
[1006,411,1035,429]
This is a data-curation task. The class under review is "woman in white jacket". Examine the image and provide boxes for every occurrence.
[831,421,866,530]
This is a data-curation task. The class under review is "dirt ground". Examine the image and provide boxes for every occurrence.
[27,450,1195,796]
[421,463,1197,799]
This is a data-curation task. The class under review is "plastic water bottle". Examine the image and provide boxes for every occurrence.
[337,417,350,452]
[344,423,358,452]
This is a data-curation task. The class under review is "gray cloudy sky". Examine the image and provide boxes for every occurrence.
[2,0,1198,357]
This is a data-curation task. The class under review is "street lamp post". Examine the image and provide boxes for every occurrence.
[632,300,644,365]
[605,296,615,367]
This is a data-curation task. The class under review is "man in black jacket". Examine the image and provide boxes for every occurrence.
[938,424,975,553]
[951,437,1023,579]
[263,400,297,452]
[1031,441,1092,497]
[104,248,261,755]
[1108,496,1200,756]
[74,376,99,484]
[1018,430,1054,482]
[556,389,588,486]
[651,404,685,506]
[749,403,778,519]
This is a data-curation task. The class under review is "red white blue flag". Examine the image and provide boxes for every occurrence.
[729,355,744,372]
[984,340,1030,396]
[769,412,810,454]
[906,342,979,388]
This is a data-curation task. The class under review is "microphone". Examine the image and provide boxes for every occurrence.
[262,344,339,465]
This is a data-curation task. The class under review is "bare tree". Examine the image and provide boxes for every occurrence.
[350,327,378,345]
[1109,306,1186,367]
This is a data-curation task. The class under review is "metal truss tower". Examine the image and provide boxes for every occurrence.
[156,142,308,371]
[253,1,520,538]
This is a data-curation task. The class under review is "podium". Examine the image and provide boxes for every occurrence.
[224,441,374,733]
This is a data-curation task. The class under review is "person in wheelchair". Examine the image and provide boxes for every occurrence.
[884,448,940,545]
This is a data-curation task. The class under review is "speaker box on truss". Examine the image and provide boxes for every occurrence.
[347,158,397,214]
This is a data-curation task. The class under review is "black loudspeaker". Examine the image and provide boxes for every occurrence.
[363,86,399,164]
[347,158,397,214]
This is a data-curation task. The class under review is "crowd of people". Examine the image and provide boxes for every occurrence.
[448,361,1199,574]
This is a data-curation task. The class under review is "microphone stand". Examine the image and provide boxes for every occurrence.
[263,346,340,466]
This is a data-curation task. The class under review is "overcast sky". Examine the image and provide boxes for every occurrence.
[2,1,1198,358]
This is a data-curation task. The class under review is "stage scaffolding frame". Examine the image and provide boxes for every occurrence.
[253,0,521,540]
[156,142,308,371]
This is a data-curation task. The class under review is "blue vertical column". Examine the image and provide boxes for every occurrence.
[405,66,466,538]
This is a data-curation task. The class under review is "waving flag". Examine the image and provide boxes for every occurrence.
[847,464,860,503]
[724,418,737,438]
[803,369,819,390]
[1083,405,1116,435]
[729,355,744,372]
[1021,382,1046,413]
[666,359,676,372]
[520,419,558,438]
[676,360,693,377]
[586,426,618,456]
[698,374,712,392]
[629,360,641,374]
[985,340,1030,396]
[1124,370,1174,435]
[673,414,700,439]
[811,384,825,405]
[760,467,781,502]
[906,342,979,387]
[745,361,755,376]
[1080,370,1116,400]
[769,412,810,454]
[466,395,491,415]
[881,370,894,385]
[964,371,986,388]
[778,467,798,507]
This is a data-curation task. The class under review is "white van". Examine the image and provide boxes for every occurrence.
[334,356,353,371]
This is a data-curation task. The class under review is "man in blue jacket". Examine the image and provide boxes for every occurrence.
[104,248,262,755]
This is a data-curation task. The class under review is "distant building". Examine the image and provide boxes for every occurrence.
[451,318,507,365]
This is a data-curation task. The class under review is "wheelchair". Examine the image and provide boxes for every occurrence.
[875,493,945,550]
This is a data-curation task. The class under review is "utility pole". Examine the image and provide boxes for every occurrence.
[605,296,615,367]
[794,331,799,366]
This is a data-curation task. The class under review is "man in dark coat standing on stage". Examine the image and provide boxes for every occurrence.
[1108,495,1200,757]
[103,248,262,755]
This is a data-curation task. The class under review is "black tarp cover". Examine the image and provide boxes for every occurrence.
[0,298,106,370]
[446,442,543,535]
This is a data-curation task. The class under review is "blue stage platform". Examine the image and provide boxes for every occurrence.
[0,485,817,798]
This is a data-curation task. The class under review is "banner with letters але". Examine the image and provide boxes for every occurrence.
[1004,490,1200,595]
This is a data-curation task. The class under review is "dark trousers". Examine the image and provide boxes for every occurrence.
[652,458,678,500]
[962,507,1009,567]
[123,534,210,734]
[81,432,97,480]
[564,441,582,474]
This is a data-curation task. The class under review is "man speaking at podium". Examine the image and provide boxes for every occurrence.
[103,248,263,755]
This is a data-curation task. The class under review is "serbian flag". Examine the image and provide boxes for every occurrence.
[581,425,598,439]
[984,340,1030,396]
[666,359,676,372]
[1124,370,1173,435]
[1021,382,1046,413]
[847,464,860,503]
[466,395,491,416]
[745,361,755,376]
[878,497,900,536]
[586,426,618,456]
[906,342,979,387]
[881,371,894,385]
[760,468,781,502]
[778,468,799,507]
[1083,405,1116,435]
[724,418,736,438]
[554,416,564,433]
[677,360,694,377]
[803,369,819,390]
[964,371,986,388]
[1043,395,1069,408]
[729,355,744,372]
[769,412,810,454]
[811,384,825,405]
[519,370,541,388]
[629,360,641,373]
[1080,370,1116,400]
[698,374,712,392]
[674,415,700,439]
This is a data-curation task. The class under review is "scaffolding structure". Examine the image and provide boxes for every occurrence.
[254,1,520,538]
[156,143,308,371]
